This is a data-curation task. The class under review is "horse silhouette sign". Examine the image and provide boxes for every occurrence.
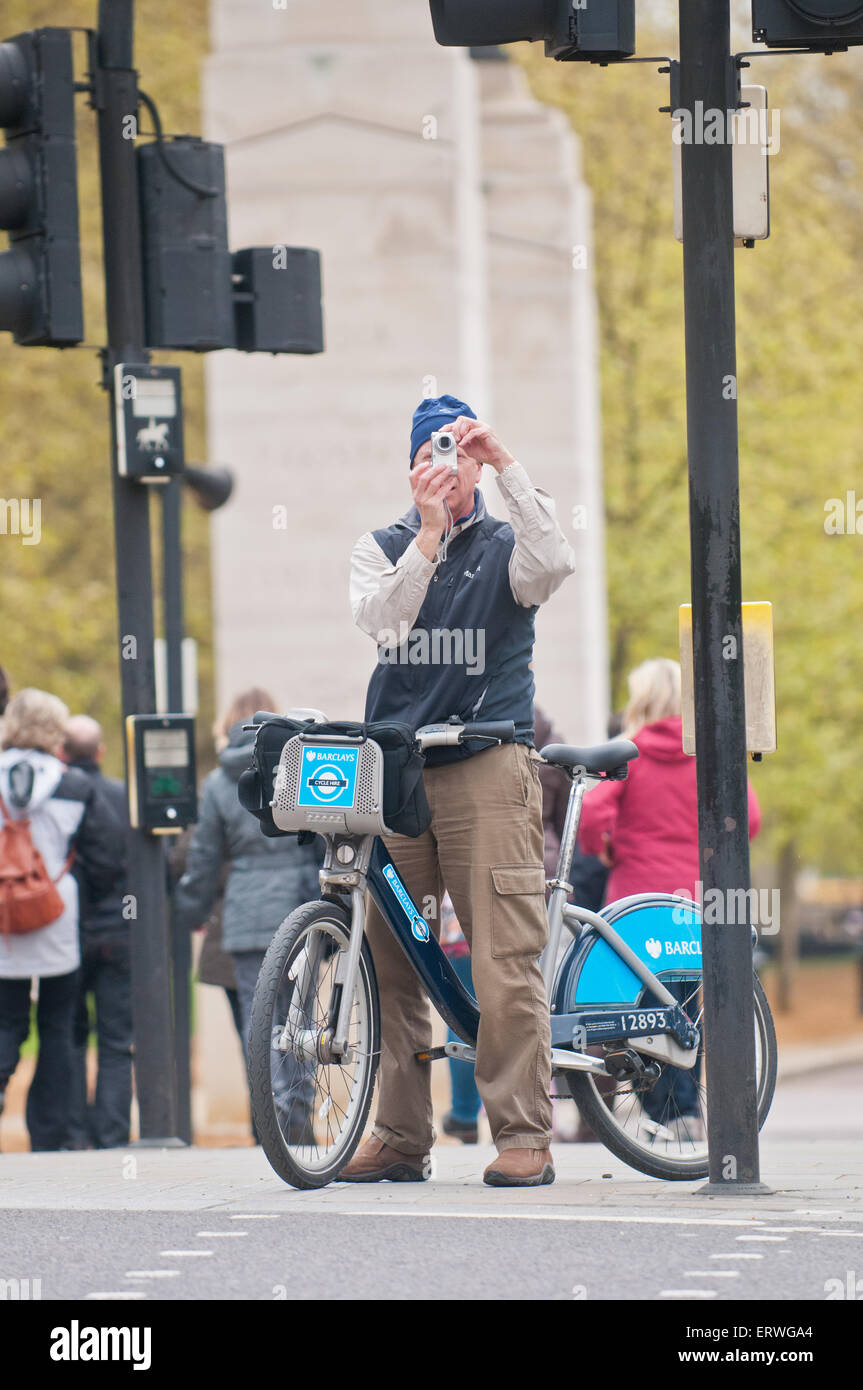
[114,363,184,482]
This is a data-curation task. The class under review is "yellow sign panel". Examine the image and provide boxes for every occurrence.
[679,602,777,756]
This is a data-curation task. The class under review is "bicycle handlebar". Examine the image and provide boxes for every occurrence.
[415,720,516,750]
[462,720,516,743]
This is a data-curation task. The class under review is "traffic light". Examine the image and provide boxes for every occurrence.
[752,0,863,48]
[0,27,83,346]
[138,139,324,354]
[232,247,323,355]
[429,0,635,61]
[138,137,234,351]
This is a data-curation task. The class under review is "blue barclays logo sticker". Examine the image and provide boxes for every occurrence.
[297,746,359,809]
[645,937,702,959]
[383,862,429,942]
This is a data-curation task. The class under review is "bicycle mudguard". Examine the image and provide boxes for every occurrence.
[553,893,702,1011]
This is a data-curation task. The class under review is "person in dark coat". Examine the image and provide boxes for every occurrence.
[534,703,608,912]
[170,833,243,1043]
[535,704,613,1142]
[62,715,132,1149]
[173,690,323,1142]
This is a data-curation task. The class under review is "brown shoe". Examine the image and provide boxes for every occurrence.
[483,1147,555,1187]
[339,1135,429,1183]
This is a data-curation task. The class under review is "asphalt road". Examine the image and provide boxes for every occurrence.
[0,1066,861,1304]
[2,1205,862,1302]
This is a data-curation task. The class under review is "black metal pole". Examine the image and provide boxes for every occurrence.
[162,479,184,711]
[678,0,764,1191]
[95,0,179,1143]
[162,478,192,1144]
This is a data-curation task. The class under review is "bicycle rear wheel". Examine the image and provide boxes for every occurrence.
[563,973,777,1181]
[248,898,380,1189]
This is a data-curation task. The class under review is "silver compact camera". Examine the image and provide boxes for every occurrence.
[430,429,459,475]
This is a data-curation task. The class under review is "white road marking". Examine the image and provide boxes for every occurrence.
[235,1205,862,1240]
[755,1224,834,1233]
[658,1289,718,1299]
[230,1214,280,1220]
[159,1250,213,1257]
[85,1291,149,1300]
[735,1235,787,1242]
[320,1209,773,1229]
[684,1270,740,1278]
[710,1253,763,1259]
[124,1270,181,1278]
[196,1230,248,1237]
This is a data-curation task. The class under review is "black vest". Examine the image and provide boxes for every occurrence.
[364,494,537,765]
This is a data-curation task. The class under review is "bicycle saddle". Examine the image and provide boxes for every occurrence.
[539,738,639,779]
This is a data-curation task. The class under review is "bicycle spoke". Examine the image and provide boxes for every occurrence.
[256,917,376,1173]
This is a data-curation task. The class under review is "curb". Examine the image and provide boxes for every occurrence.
[777,1037,863,1080]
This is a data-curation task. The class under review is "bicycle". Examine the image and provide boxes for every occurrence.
[242,712,777,1189]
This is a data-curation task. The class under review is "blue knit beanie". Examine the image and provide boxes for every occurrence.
[409,394,476,467]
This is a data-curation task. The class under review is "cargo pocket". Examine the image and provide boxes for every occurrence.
[489,864,548,959]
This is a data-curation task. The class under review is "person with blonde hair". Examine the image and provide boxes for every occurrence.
[578,658,760,902]
[577,658,761,1141]
[0,690,123,1149]
[173,687,322,1142]
[621,658,681,739]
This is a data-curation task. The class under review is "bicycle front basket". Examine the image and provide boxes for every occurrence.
[271,732,389,836]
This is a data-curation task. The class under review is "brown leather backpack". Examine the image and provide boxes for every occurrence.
[0,791,71,938]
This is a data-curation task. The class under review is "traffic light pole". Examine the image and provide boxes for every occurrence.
[678,0,765,1191]
[162,477,193,1145]
[95,0,180,1144]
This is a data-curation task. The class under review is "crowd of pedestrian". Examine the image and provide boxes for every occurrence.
[0,647,761,1155]
[0,666,325,1154]
[0,676,127,1151]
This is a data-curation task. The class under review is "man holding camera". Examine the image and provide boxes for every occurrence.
[346,394,575,1186]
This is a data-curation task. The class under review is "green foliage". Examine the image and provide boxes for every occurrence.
[0,1,214,777]
[518,36,863,871]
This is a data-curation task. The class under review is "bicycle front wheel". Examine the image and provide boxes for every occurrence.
[563,972,777,1181]
[247,898,380,1189]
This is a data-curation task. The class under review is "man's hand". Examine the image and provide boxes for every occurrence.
[450,416,515,474]
[410,459,456,561]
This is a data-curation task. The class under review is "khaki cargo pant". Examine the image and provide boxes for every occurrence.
[365,741,552,1155]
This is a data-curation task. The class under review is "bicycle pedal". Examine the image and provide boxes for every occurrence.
[415,1046,450,1063]
[603,1048,654,1082]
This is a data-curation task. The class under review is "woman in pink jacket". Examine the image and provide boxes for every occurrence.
[578,658,760,903]
[577,658,761,1143]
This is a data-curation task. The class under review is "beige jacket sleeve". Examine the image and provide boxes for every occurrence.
[350,531,437,645]
[496,462,576,606]
[350,462,575,640]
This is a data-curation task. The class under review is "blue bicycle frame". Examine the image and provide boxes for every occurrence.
[367,838,480,1045]
[364,839,701,1069]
